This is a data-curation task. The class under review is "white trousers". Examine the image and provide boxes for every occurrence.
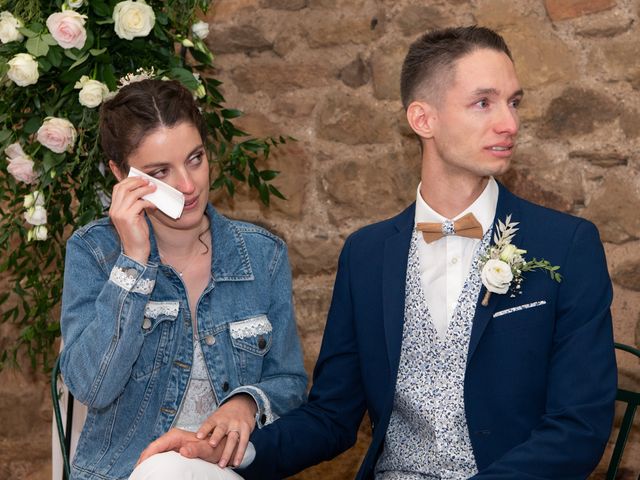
[129,451,244,480]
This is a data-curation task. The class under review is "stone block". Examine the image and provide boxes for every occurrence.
[206,0,260,22]
[589,34,640,89]
[396,4,453,37]
[612,259,640,292]
[339,56,371,89]
[206,25,272,54]
[370,42,408,101]
[544,0,616,21]
[538,87,619,138]
[273,91,318,118]
[568,151,628,168]
[320,150,419,226]
[498,167,573,213]
[288,233,343,276]
[231,61,336,95]
[581,173,640,244]
[303,5,382,48]
[315,94,397,145]
[260,0,307,10]
[621,109,640,139]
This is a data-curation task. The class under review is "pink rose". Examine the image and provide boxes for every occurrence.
[5,142,38,184]
[46,10,87,50]
[36,117,77,153]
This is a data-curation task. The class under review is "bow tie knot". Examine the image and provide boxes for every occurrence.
[416,212,483,243]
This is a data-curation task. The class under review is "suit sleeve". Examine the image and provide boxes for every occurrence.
[472,220,617,479]
[239,236,368,479]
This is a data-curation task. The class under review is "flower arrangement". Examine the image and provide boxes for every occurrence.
[0,0,287,370]
[480,215,562,306]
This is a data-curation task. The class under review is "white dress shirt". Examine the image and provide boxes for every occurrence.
[414,178,498,339]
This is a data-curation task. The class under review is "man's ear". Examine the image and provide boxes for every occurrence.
[406,100,437,140]
[108,160,125,182]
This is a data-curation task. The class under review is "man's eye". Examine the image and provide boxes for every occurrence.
[510,98,522,108]
[476,99,489,108]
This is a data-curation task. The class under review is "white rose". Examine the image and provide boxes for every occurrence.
[24,190,45,208]
[480,259,513,295]
[0,11,24,43]
[7,53,39,87]
[5,142,38,184]
[191,21,209,39]
[28,225,48,241]
[24,205,47,226]
[113,0,155,40]
[76,78,109,108]
[46,10,87,49]
[67,0,85,8]
[37,117,77,153]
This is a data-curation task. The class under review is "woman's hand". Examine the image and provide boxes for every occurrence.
[196,394,258,468]
[109,177,156,264]
[136,428,222,466]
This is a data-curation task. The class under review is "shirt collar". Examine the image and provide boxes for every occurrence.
[414,177,498,235]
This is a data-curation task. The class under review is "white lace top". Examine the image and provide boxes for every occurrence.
[174,338,217,432]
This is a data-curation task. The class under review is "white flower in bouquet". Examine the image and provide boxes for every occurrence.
[75,76,110,108]
[113,0,156,40]
[28,225,48,241]
[24,191,46,209]
[37,117,77,153]
[24,205,47,226]
[46,10,87,49]
[7,53,39,86]
[5,142,38,184]
[0,11,24,43]
[191,21,210,39]
[67,0,85,8]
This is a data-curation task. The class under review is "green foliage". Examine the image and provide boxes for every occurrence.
[0,0,287,371]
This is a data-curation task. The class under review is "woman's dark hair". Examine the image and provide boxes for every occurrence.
[99,79,207,171]
[400,25,513,109]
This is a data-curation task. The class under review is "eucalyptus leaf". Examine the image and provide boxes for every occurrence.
[25,36,49,57]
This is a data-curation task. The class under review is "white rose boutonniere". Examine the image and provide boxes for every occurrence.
[480,215,561,306]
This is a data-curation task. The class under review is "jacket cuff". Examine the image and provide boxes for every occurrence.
[226,385,278,428]
[108,254,158,295]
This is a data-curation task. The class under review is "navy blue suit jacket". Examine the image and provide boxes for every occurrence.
[242,183,617,479]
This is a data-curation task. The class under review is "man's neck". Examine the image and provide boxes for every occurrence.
[419,174,489,219]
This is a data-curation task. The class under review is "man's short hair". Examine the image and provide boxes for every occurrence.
[400,26,513,110]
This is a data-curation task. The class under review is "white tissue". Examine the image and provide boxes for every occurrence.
[127,167,185,219]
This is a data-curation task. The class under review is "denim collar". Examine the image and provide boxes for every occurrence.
[146,203,254,282]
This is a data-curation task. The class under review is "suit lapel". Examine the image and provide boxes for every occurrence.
[467,182,523,363]
[382,205,415,381]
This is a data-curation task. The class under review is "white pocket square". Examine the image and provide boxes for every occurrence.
[493,300,547,318]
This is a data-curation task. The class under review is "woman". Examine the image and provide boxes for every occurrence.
[59,79,307,480]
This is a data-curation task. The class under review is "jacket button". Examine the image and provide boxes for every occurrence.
[126,268,138,277]
[142,318,152,329]
[222,381,229,392]
[257,335,266,349]
[204,335,215,345]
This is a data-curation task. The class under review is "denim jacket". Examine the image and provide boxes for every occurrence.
[60,204,307,480]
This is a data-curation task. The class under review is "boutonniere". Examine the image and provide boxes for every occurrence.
[480,215,562,306]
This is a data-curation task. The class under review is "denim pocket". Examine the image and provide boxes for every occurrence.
[229,314,272,383]
[132,301,180,381]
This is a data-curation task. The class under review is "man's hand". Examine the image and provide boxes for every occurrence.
[196,393,258,467]
[137,428,224,466]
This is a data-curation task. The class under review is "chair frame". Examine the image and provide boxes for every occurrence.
[606,342,640,480]
[52,356,74,480]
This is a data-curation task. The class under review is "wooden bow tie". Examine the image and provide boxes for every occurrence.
[416,212,483,243]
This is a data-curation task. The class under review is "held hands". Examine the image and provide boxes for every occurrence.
[196,394,258,468]
[109,177,156,265]
[137,428,223,466]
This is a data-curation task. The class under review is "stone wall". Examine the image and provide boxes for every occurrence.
[1,0,639,478]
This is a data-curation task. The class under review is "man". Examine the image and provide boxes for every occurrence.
[140,26,617,479]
